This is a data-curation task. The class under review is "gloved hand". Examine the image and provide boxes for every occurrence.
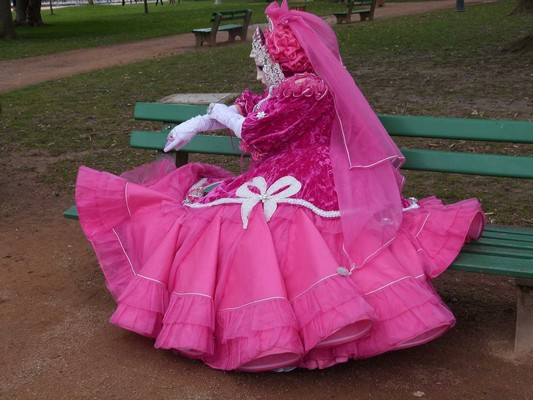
[164,114,225,152]
[208,103,245,138]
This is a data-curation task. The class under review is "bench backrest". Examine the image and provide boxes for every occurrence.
[350,0,374,6]
[130,102,533,180]
[381,115,533,178]
[289,4,307,11]
[347,0,375,11]
[134,102,207,123]
[210,9,252,24]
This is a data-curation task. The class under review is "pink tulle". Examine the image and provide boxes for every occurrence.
[300,276,456,369]
[266,1,407,270]
[206,299,303,371]
[110,276,169,338]
[75,159,484,370]
[155,293,215,357]
[291,275,375,351]
[403,196,486,278]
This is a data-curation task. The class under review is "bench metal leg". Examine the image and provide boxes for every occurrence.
[335,14,349,24]
[175,152,189,167]
[155,150,189,167]
[194,33,205,48]
[228,28,247,43]
[515,278,533,354]
[193,32,216,47]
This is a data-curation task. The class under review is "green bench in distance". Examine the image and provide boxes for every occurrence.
[192,9,252,48]
[333,0,377,24]
[65,102,533,354]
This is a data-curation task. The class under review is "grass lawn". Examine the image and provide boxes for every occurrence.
[0,0,531,225]
[3,0,352,60]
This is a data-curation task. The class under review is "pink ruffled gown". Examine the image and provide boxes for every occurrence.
[76,73,485,371]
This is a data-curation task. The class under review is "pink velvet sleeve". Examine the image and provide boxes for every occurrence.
[240,74,329,156]
[234,89,267,116]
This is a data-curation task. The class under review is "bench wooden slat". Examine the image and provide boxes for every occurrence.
[130,131,243,156]
[217,24,244,31]
[64,205,79,219]
[212,12,250,22]
[134,105,533,143]
[450,252,532,278]
[481,230,533,242]
[484,225,533,234]
[193,28,213,33]
[134,103,207,123]
[381,115,533,143]
[474,236,533,250]
[181,135,243,156]
[401,148,533,179]
[130,130,167,149]
[130,131,533,179]
[460,244,533,260]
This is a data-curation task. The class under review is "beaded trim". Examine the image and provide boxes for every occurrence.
[183,178,419,230]
[184,176,340,229]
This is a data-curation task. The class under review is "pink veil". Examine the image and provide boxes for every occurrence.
[266,1,406,268]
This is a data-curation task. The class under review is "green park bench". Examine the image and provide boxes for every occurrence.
[64,102,533,354]
[192,9,252,48]
[333,0,377,24]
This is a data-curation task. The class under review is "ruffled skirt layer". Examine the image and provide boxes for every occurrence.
[76,161,485,371]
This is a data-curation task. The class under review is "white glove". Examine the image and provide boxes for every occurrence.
[208,103,245,138]
[164,114,226,152]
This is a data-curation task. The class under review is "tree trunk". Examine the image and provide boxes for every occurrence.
[510,0,533,15]
[502,33,533,53]
[143,0,148,13]
[503,0,533,52]
[14,0,43,26]
[0,0,17,38]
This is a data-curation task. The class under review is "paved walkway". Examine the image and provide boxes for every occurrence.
[0,0,481,93]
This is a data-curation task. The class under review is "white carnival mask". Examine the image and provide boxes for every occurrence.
[250,27,285,88]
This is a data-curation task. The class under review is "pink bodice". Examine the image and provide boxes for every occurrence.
[200,73,339,211]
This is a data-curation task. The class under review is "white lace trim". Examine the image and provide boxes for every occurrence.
[184,176,340,228]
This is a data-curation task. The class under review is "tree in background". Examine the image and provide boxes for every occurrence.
[14,0,43,26]
[503,0,533,52]
[511,0,533,13]
[0,0,17,38]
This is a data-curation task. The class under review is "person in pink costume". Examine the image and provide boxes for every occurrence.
[75,0,485,372]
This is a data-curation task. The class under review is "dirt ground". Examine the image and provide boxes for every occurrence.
[1,2,533,399]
